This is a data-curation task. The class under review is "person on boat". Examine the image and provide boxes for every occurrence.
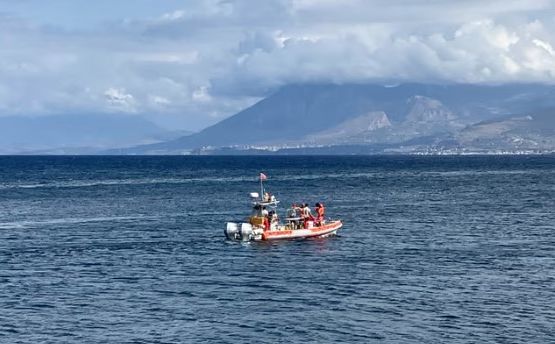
[263,192,271,202]
[315,202,325,226]
[286,204,296,218]
[302,203,314,229]
[296,204,305,229]
[261,207,270,231]
[287,203,301,229]
[263,216,270,231]
[257,206,267,230]
[269,210,279,230]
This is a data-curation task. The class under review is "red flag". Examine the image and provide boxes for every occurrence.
[259,172,267,181]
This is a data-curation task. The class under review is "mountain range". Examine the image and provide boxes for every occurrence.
[0,114,190,154]
[1,84,553,155]
[122,83,555,154]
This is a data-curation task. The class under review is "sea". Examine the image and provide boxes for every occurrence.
[0,155,554,343]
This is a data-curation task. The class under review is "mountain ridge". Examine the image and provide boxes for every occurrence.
[0,113,189,154]
[120,82,555,154]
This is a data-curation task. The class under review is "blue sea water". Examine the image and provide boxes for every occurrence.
[0,155,554,343]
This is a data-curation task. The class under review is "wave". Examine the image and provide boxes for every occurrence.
[0,176,255,190]
[1,169,551,191]
[0,173,372,190]
[0,215,159,230]
[419,170,550,177]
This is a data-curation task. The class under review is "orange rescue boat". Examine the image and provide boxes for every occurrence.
[225,173,343,241]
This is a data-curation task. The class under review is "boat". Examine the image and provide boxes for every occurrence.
[225,173,343,241]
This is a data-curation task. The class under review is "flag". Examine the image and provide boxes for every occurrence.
[259,172,267,181]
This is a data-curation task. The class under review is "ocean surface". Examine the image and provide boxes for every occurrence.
[0,155,554,343]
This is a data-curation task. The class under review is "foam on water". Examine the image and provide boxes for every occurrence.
[0,215,160,230]
[1,169,546,191]
[0,176,256,190]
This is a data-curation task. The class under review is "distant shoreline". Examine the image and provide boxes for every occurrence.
[1,152,554,157]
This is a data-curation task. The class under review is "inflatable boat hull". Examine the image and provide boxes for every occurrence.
[225,220,342,241]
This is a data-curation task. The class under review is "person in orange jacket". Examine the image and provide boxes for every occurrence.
[263,215,270,231]
[315,202,325,226]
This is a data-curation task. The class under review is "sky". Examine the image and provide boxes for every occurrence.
[1,0,555,130]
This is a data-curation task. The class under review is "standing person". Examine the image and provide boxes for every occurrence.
[302,203,314,229]
[295,203,303,216]
[295,203,303,229]
[286,204,297,218]
[286,204,298,229]
[270,210,279,230]
[263,216,270,231]
[261,206,270,231]
[315,202,325,226]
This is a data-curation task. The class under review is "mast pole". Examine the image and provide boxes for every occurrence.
[260,178,264,202]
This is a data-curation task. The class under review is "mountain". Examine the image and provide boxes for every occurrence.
[0,114,187,154]
[303,111,391,145]
[405,95,457,123]
[120,83,555,154]
[452,109,555,151]
[340,95,464,146]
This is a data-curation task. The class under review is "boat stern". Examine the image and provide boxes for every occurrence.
[225,222,264,241]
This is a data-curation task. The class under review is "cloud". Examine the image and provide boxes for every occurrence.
[1,0,555,130]
[192,86,211,102]
[211,18,555,90]
[149,95,170,106]
[104,88,136,112]
[533,38,555,56]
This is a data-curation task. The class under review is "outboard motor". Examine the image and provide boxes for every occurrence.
[240,223,254,241]
[225,222,240,240]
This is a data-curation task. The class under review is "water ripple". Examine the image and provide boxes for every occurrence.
[0,156,554,343]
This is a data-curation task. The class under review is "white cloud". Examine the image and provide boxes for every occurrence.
[104,88,136,112]
[533,38,555,56]
[1,0,555,130]
[149,95,170,106]
[192,86,211,102]
[161,10,185,21]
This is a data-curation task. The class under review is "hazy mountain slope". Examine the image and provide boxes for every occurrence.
[304,111,391,144]
[333,95,462,145]
[455,108,555,150]
[125,83,555,153]
[140,84,410,151]
[0,114,175,154]
[405,95,457,122]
